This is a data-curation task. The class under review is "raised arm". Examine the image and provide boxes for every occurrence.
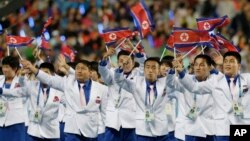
[98,59,114,85]
[171,58,215,94]
[98,47,116,85]
[21,60,65,92]
[134,52,147,76]
[0,87,28,98]
[114,67,136,94]
[56,54,75,76]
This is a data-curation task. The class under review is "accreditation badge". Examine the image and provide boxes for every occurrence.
[165,103,172,115]
[145,110,155,122]
[33,108,42,123]
[0,101,7,117]
[114,96,121,108]
[186,106,197,120]
[233,102,243,117]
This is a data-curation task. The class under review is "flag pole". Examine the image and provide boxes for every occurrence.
[174,46,177,89]
[199,46,207,55]
[5,30,10,56]
[160,48,166,62]
[129,39,142,57]
[115,38,127,49]
[201,45,205,54]
[181,45,197,59]
[36,37,41,49]
[15,47,23,60]
[7,45,10,56]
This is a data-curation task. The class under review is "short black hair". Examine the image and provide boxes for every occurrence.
[134,62,140,68]
[76,60,90,69]
[211,59,216,67]
[194,54,213,66]
[223,51,241,64]
[2,56,19,69]
[161,55,174,68]
[117,50,134,60]
[89,61,98,71]
[89,61,100,78]
[67,62,77,69]
[144,57,160,67]
[39,62,55,73]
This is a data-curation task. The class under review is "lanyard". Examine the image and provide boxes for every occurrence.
[193,93,197,106]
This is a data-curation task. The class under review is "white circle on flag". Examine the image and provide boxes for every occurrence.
[180,33,189,42]
[142,20,149,30]
[203,22,211,30]
[10,37,17,43]
[109,33,117,40]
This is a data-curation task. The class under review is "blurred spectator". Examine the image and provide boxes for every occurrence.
[0,0,248,68]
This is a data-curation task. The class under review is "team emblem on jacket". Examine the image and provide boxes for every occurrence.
[53,96,59,102]
[95,96,101,104]
[14,83,20,88]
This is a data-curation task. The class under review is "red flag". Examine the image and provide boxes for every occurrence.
[42,17,53,33]
[165,34,181,53]
[119,39,134,52]
[6,35,34,47]
[210,35,220,50]
[196,15,230,31]
[114,38,144,53]
[130,1,154,38]
[101,28,135,45]
[172,27,211,53]
[215,33,240,52]
[61,45,75,62]
[166,34,174,48]
[40,38,50,50]
[173,27,210,46]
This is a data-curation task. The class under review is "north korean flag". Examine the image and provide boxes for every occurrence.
[101,28,135,45]
[171,27,212,53]
[6,35,34,47]
[42,17,53,33]
[40,37,50,50]
[115,38,144,53]
[130,0,154,38]
[196,15,230,31]
[61,45,75,62]
[165,34,180,53]
[173,27,211,50]
[209,34,221,50]
[214,33,240,52]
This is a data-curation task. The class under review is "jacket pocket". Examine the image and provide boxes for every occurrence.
[243,112,250,119]
[136,114,145,120]
[213,113,225,120]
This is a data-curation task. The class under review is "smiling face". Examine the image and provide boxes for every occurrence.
[223,56,241,77]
